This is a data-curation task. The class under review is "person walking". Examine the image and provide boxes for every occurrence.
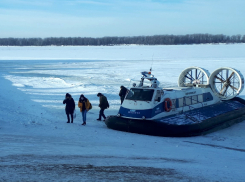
[78,94,91,126]
[97,93,109,121]
[63,93,75,123]
[119,85,128,104]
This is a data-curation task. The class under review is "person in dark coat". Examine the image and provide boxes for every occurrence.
[78,94,91,126]
[63,93,75,123]
[119,85,128,104]
[97,93,109,121]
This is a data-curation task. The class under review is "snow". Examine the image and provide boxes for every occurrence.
[1,44,245,181]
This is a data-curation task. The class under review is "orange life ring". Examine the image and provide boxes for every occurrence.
[164,98,172,112]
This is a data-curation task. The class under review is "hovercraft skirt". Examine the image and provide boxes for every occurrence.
[105,99,245,137]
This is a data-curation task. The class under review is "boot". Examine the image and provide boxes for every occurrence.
[82,122,86,126]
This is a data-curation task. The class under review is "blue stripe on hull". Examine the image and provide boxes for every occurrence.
[119,103,164,119]
[157,100,245,125]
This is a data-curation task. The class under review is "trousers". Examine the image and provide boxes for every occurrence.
[99,108,106,120]
[81,110,87,122]
[66,113,73,123]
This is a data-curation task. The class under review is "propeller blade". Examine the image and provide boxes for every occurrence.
[226,72,235,82]
[215,76,225,83]
[187,72,195,81]
[222,86,229,96]
[197,70,201,80]
[229,84,238,91]
[220,84,228,95]
[185,75,193,81]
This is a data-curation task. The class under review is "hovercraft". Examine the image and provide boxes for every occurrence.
[105,67,245,137]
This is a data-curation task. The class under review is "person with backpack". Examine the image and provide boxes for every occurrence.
[63,93,75,123]
[119,85,128,104]
[78,94,91,126]
[97,93,109,121]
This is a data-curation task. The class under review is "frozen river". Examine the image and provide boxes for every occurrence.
[1,44,245,181]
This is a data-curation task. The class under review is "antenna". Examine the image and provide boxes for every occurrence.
[149,67,152,74]
[150,54,154,74]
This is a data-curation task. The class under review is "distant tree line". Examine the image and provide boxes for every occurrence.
[0,34,245,46]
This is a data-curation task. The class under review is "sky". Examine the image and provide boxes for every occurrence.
[0,0,244,38]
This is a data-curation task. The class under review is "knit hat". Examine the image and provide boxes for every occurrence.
[97,93,102,97]
[66,93,71,97]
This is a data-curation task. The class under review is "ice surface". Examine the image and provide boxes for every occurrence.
[1,44,245,181]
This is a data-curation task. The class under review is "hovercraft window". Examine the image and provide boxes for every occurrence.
[198,94,203,102]
[178,98,184,107]
[192,95,198,104]
[126,88,154,101]
[154,90,161,102]
[185,96,192,105]
[171,99,176,109]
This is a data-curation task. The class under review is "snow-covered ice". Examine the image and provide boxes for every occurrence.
[1,44,245,181]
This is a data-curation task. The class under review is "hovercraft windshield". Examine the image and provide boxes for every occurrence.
[126,88,154,101]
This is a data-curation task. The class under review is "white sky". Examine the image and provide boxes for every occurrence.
[0,0,244,38]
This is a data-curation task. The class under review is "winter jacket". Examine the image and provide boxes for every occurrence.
[78,98,90,112]
[63,98,75,114]
[99,95,109,109]
[119,86,128,98]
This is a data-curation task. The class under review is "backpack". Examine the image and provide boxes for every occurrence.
[106,100,109,108]
[89,103,92,110]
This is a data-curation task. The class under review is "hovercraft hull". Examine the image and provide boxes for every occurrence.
[105,98,245,137]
